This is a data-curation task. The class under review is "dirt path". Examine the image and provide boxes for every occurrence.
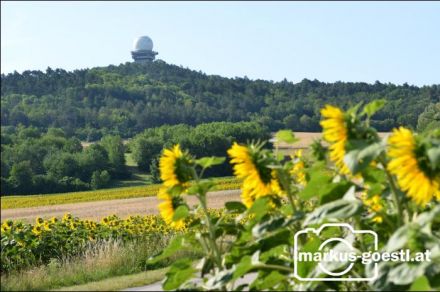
[1,190,241,222]
[124,273,257,291]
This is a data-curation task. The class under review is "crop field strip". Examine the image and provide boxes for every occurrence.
[1,190,241,223]
[1,177,240,210]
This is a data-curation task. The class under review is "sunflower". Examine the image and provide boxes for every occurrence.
[32,225,42,236]
[159,144,192,188]
[62,213,72,222]
[290,150,306,186]
[1,221,12,232]
[387,127,440,206]
[228,142,282,208]
[157,188,186,230]
[36,217,44,225]
[320,105,351,175]
[361,193,383,223]
[43,221,51,231]
[2,220,13,231]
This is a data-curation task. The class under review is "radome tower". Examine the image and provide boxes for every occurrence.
[131,36,158,63]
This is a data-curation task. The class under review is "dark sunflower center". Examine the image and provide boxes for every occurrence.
[171,195,185,210]
[251,153,273,185]
[174,157,193,183]
[414,142,436,179]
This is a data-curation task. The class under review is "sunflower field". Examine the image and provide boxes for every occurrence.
[0,213,176,272]
[1,176,240,209]
[151,100,440,291]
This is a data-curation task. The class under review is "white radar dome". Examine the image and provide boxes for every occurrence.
[133,36,153,51]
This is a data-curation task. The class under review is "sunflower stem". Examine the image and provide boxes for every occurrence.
[199,193,223,268]
[379,156,404,226]
[387,172,404,226]
[286,189,297,214]
[251,263,294,273]
[192,168,223,269]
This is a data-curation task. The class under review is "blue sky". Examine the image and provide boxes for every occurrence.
[2,1,439,85]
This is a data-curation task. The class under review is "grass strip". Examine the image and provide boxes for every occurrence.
[52,268,168,291]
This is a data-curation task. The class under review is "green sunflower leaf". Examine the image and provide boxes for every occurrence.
[275,130,299,144]
[187,180,215,195]
[248,197,272,221]
[232,255,253,280]
[163,258,196,290]
[173,205,189,221]
[344,142,384,174]
[303,199,362,226]
[195,156,226,169]
[319,181,353,204]
[427,147,440,169]
[362,99,386,118]
[225,201,247,214]
[410,276,432,291]
[299,169,332,200]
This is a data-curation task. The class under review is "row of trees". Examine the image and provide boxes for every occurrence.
[129,121,271,179]
[1,126,127,195]
[1,121,271,195]
[417,102,440,132]
[2,61,439,140]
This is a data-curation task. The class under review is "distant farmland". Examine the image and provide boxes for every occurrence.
[81,132,391,155]
[270,132,390,155]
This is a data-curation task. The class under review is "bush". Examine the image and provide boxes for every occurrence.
[90,170,110,190]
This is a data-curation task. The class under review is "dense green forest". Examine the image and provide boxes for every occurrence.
[1,126,127,195]
[0,122,269,195]
[129,121,270,178]
[2,60,439,140]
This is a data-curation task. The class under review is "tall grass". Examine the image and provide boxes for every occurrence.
[1,237,200,291]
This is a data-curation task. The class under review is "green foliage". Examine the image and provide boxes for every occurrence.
[2,63,438,140]
[362,99,386,118]
[0,128,117,195]
[8,161,34,194]
[149,157,161,183]
[90,170,110,190]
[100,135,128,178]
[417,103,440,132]
[129,121,270,177]
[0,214,176,272]
[150,102,440,291]
[275,130,299,144]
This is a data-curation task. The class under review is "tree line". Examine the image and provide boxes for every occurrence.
[129,121,271,180]
[1,126,127,195]
[1,121,270,195]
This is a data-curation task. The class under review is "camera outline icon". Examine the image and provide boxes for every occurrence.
[293,223,378,281]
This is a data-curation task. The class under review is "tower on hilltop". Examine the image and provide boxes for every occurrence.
[131,36,158,63]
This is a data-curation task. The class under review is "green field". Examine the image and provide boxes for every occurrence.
[1,177,240,209]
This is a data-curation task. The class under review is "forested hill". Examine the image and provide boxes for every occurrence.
[2,60,439,140]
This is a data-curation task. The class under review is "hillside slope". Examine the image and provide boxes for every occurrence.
[2,60,439,140]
